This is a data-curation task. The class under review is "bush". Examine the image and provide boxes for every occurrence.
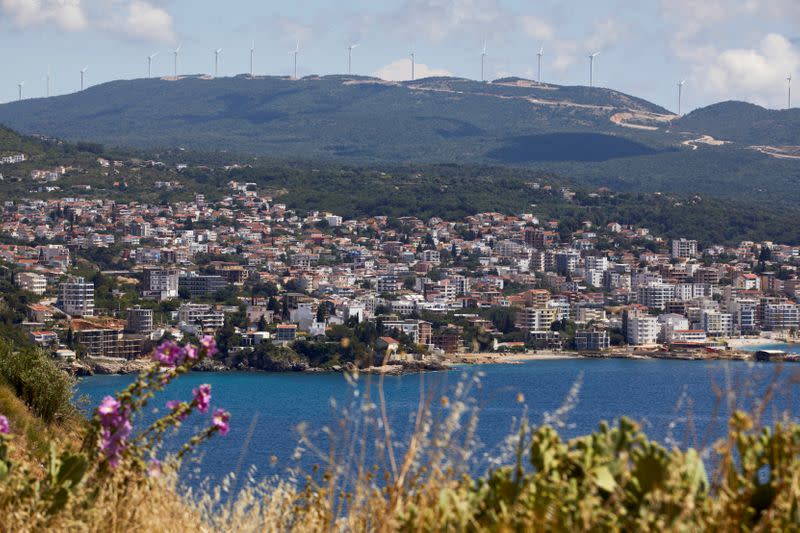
[0,341,74,424]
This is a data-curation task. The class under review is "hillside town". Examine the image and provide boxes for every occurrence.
[1,167,799,371]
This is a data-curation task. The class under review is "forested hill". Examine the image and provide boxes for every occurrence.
[0,75,673,162]
[675,101,800,145]
[0,75,798,206]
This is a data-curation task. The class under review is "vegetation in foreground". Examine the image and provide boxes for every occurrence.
[0,336,798,531]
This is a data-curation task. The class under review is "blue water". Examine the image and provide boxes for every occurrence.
[76,359,800,485]
[744,342,800,354]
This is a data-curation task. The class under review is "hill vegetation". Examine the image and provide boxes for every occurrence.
[0,76,798,207]
[1,125,800,244]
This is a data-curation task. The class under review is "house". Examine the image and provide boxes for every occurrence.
[29,330,58,346]
[274,324,297,344]
[376,337,400,358]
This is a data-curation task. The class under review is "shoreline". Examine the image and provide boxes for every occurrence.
[73,344,800,378]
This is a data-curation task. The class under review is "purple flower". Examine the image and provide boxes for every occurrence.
[184,344,199,360]
[193,384,212,413]
[0,415,9,434]
[96,395,132,467]
[153,340,186,367]
[166,400,189,421]
[200,336,218,357]
[212,408,230,436]
[98,396,120,417]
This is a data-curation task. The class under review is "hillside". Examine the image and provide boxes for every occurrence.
[0,76,798,205]
[0,75,676,163]
[676,101,800,145]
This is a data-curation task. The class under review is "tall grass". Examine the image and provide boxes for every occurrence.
[1,339,800,531]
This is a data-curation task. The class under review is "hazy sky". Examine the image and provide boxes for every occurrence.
[1,0,798,111]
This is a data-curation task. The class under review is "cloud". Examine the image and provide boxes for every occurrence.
[119,1,176,44]
[1,0,87,30]
[384,0,504,41]
[374,58,452,80]
[692,33,798,106]
[1,0,177,43]
[519,15,553,41]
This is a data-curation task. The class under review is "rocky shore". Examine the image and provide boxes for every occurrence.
[67,356,447,376]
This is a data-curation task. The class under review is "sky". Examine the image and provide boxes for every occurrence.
[1,0,798,112]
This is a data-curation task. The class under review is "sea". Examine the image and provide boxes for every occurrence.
[76,355,800,488]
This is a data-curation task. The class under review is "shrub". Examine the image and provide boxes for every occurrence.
[0,341,74,424]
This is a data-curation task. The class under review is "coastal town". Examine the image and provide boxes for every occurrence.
[1,152,799,373]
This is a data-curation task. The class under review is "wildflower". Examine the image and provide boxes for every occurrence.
[96,395,132,467]
[147,459,162,477]
[98,396,120,417]
[200,335,218,357]
[193,384,212,413]
[212,408,230,436]
[0,415,8,434]
[153,340,186,367]
[184,343,199,360]
[166,400,189,421]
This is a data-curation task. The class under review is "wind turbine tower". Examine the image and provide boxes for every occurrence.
[80,67,88,91]
[214,48,222,77]
[481,41,487,82]
[46,66,51,98]
[173,43,181,77]
[537,47,544,83]
[410,51,415,81]
[17,81,24,101]
[147,52,159,78]
[589,52,600,87]
[677,80,685,116]
[250,41,255,78]
[788,74,793,109]
[290,42,299,79]
[348,43,359,75]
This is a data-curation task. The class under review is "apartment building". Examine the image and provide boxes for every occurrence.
[15,271,47,295]
[57,277,94,317]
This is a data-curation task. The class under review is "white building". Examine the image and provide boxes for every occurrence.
[763,303,800,331]
[702,310,734,337]
[637,283,675,310]
[627,315,660,346]
[177,304,224,331]
[672,239,698,259]
[15,271,47,295]
[732,299,758,333]
[57,277,94,317]
[658,313,690,342]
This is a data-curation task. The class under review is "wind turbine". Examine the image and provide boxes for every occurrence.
[677,80,685,116]
[410,51,415,81]
[46,66,51,98]
[80,67,88,91]
[537,46,544,83]
[348,43,359,75]
[588,51,600,87]
[147,52,159,78]
[481,41,487,82]
[250,41,255,78]
[214,48,222,77]
[173,43,181,77]
[17,81,24,101]
[289,42,299,79]
[788,74,793,109]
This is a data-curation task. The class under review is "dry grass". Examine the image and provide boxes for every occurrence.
[2,365,800,531]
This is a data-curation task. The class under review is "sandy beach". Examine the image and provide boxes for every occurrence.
[449,351,581,365]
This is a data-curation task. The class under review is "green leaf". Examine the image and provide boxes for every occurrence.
[56,454,88,487]
[591,466,617,493]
